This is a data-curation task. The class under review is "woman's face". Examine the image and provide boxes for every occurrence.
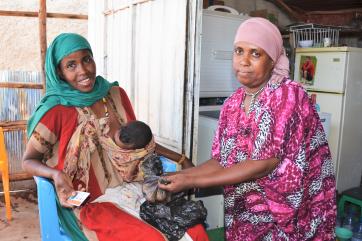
[57,49,96,92]
[233,41,274,92]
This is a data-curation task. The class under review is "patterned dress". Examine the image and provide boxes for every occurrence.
[211,78,336,241]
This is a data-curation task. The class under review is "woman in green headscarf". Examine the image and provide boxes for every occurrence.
[22,33,208,241]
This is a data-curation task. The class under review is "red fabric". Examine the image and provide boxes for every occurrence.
[186,224,210,241]
[39,105,78,170]
[118,87,136,121]
[80,202,209,241]
[80,202,167,241]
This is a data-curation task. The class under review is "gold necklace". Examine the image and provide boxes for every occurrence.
[102,97,109,117]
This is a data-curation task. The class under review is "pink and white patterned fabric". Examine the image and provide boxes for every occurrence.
[212,78,336,241]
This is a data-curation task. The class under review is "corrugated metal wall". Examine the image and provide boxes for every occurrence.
[0,70,42,190]
[89,0,188,153]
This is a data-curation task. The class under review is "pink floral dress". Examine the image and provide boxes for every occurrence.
[212,78,336,241]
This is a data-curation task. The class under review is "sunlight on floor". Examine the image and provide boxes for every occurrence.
[0,191,40,241]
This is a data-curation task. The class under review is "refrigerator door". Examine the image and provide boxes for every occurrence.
[308,91,344,175]
[336,48,362,192]
[294,48,347,93]
[199,10,248,97]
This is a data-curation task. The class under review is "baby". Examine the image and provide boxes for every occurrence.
[113,120,153,150]
[110,120,170,203]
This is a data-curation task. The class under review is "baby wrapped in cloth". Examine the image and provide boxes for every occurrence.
[64,108,170,206]
[99,121,208,241]
[104,120,171,203]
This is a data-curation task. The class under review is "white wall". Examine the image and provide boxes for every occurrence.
[0,0,88,71]
[88,0,192,153]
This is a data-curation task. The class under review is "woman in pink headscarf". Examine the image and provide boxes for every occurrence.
[159,18,336,240]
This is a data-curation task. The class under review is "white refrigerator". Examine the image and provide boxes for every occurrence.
[294,47,362,192]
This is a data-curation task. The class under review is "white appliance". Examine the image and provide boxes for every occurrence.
[195,9,248,230]
[294,47,362,192]
[196,111,224,230]
[199,9,248,98]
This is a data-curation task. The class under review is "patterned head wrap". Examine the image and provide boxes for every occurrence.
[234,17,289,84]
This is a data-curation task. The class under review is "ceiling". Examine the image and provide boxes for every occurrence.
[277,0,362,12]
[267,0,362,27]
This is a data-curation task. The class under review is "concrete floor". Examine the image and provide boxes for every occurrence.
[0,190,41,241]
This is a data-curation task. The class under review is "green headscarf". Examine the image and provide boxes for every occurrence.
[27,33,118,138]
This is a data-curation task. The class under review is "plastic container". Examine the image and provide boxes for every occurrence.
[337,213,344,228]
[336,227,353,241]
[343,207,358,231]
[159,156,181,172]
[344,214,355,231]
[299,40,313,48]
[352,217,362,241]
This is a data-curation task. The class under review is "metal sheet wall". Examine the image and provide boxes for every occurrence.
[89,0,188,153]
[0,70,42,189]
[106,4,134,96]
[133,0,187,152]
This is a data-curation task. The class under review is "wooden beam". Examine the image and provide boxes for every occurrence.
[104,0,152,16]
[39,0,47,92]
[0,120,27,132]
[0,82,43,89]
[272,0,303,21]
[0,172,33,181]
[0,10,88,19]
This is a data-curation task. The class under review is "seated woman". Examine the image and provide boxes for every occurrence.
[22,33,208,241]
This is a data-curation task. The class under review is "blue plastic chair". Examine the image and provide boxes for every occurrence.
[34,176,72,241]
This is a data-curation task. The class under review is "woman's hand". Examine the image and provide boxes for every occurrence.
[52,170,76,208]
[158,172,195,193]
[159,158,280,191]
[23,146,77,208]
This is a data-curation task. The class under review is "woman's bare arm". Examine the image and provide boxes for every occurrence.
[155,143,194,169]
[22,144,75,208]
[159,158,279,193]
[192,158,279,187]
[180,158,222,175]
[22,144,58,178]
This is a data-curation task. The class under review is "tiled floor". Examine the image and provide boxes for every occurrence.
[0,191,41,241]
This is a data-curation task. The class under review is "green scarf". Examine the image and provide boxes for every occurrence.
[55,190,88,241]
[27,33,118,138]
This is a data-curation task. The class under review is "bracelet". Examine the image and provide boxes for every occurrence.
[179,154,186,164]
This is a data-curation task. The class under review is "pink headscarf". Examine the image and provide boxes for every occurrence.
[234,17,289,84]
